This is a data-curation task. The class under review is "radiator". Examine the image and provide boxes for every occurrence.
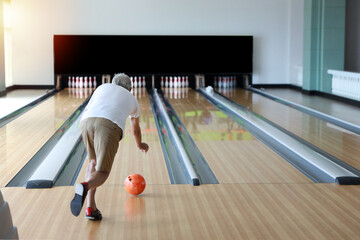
[328,69,360,101]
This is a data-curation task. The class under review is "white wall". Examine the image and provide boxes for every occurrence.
[11,0,303,85]
[288,0,304,86]
[0,0,6,92]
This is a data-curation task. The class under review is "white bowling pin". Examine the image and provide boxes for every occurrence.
[84,76,88,88]
[138,76,142,88]
[165,76,169,88]
[169,77,173,88]
[174,77,177,88]
[134,76,138,88]
[80,77,84,88]
[93,77,97,88]
[161,76,164,88]
[89,77,93,88]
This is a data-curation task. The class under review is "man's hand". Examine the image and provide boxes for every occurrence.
[138,142,149,153]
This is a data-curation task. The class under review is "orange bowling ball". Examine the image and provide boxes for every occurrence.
[124,174,146,195]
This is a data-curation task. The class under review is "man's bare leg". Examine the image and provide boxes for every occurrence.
[85,159,97,210]
[70,159,109,219]
[85,159,109,209]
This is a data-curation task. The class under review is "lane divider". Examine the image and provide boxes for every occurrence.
[7,95,90,188]
[200,86,360,185]
[153,89,200,186]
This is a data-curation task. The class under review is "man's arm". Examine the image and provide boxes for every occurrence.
[130,117,149,153]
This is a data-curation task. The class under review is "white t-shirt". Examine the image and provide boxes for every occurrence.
[81,83,140,132]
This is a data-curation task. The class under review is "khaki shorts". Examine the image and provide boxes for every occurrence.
[80,117,123,173]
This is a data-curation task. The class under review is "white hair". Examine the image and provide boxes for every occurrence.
[112,73,131,91]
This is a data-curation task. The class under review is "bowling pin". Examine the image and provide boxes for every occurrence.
[142,76,146,88]
[84,76,88,88]
[134,76,138,88]
[165,76,169,88]
[169,76,173,88]
[72,77,75,88]
[185,76,189,87]
[161,76,164,88]
[68,76,71,88]
[93,77,97,88]
[138,76,141,88]
[89,77,93,88]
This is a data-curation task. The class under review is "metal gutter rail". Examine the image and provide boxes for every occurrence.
[153,89,200,186]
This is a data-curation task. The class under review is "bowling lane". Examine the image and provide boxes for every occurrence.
[0,88,90,187]
[166,88,312,184]
[75,89,171,185]
[0,89,49,119]
[224,88,360,171]
[260,88,360,126]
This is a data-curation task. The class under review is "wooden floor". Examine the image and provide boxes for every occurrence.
[224,88,360,171]
[2,183,360,239]
[2,86,360,239]
[0,89,88,187]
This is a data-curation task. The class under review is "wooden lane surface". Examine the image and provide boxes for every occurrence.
[75,90,170,185]
[0,89,89,187]
[166,88,311,184]
[225,88,360,171]
[2,183,360,239]
[261,88,360,126]
[0,89,48,118]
